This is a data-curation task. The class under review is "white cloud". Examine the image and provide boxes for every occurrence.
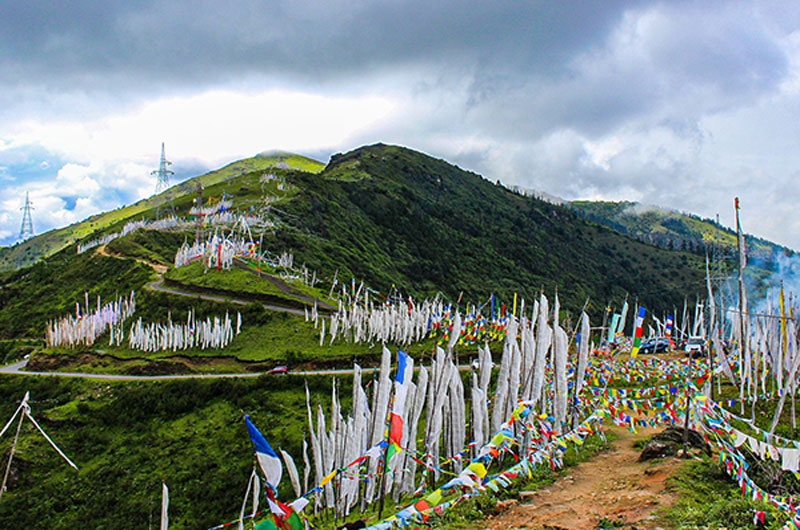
[0,88,396,245]
[5,89,395,168]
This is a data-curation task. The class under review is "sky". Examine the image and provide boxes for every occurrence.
[2,0,800,249]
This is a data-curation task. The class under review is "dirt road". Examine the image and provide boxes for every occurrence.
[476,425,683,530]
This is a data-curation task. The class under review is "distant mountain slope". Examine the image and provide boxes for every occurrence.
[266,144,706,316]
[0,152,325,271]
[567,200,794,265]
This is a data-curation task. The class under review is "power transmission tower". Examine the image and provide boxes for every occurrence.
[18,192,34,241]
[152,143,175,219]
[152,142,174,194]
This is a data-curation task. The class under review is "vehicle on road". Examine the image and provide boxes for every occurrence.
[684,337,706,358]
[639,337,671,354]
[267,365,288,374]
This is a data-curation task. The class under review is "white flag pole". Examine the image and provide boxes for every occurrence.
[161,482,169,530]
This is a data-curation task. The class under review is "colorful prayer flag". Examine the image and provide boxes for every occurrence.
[630,307,646,358]
[244,415,283,488]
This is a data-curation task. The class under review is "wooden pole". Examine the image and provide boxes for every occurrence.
[735,198,746,415]
[377,368,396,520]
[0,410,25,503]
[600,302,610,345]
[681,379,691,457]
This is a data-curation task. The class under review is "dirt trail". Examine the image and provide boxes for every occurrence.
[94,243,168,274]
[477,425,684,530]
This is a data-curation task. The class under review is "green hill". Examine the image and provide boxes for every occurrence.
[0,143,793,530]
[1,143,713,371]
[263,144,706,317]
[0,152,325,271]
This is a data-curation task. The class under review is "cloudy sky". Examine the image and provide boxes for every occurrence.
[2,0,800,249]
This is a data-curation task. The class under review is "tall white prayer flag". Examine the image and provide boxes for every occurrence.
[161,482,169,530]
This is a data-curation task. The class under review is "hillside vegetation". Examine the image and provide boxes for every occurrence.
[1,145,711,347]
[268,144,706,319]
[0,374,336,529]
[0,152,325,270]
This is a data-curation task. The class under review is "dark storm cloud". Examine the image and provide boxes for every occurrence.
[0,1,636,87]
[2,1,787,139]
[3,0,800,248]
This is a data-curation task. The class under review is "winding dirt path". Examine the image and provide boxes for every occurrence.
[477,425,684,530]
[95,243,168,274]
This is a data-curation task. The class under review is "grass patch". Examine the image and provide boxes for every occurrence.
[164,260,314,307]
[660,457,785,530]
[0,373,334,529]
[163,259,338,311]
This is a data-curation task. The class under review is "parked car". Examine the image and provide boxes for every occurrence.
[639,337,670,354]
[684,337,706,358]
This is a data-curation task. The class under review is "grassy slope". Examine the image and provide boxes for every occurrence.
[0,152,325,271]
[163,260,335,310]
[269,144,706,321]
[0,245,154,339]
[0,374,340,530]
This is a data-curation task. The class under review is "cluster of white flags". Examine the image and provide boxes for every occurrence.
[79,209,274,256]
[276,251,293,269]
[279,261,319,289]
[127,310,241,352]
[173,215,274,270]
[45,291,136,348]
[320,296,448,347]
[198,211,273,230]
[304,346,429,518]
[189,199,232,217]
[174,230,254,270]
[483,292,589,440]
[694,256,800,435]
[77,217,189,254]
[728,293,800,434]
[302,292,589,517]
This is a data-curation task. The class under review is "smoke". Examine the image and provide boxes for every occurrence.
[742,250,800,316]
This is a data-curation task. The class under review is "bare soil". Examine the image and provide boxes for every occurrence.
[475,425,685,530]
[95,243,168,274]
